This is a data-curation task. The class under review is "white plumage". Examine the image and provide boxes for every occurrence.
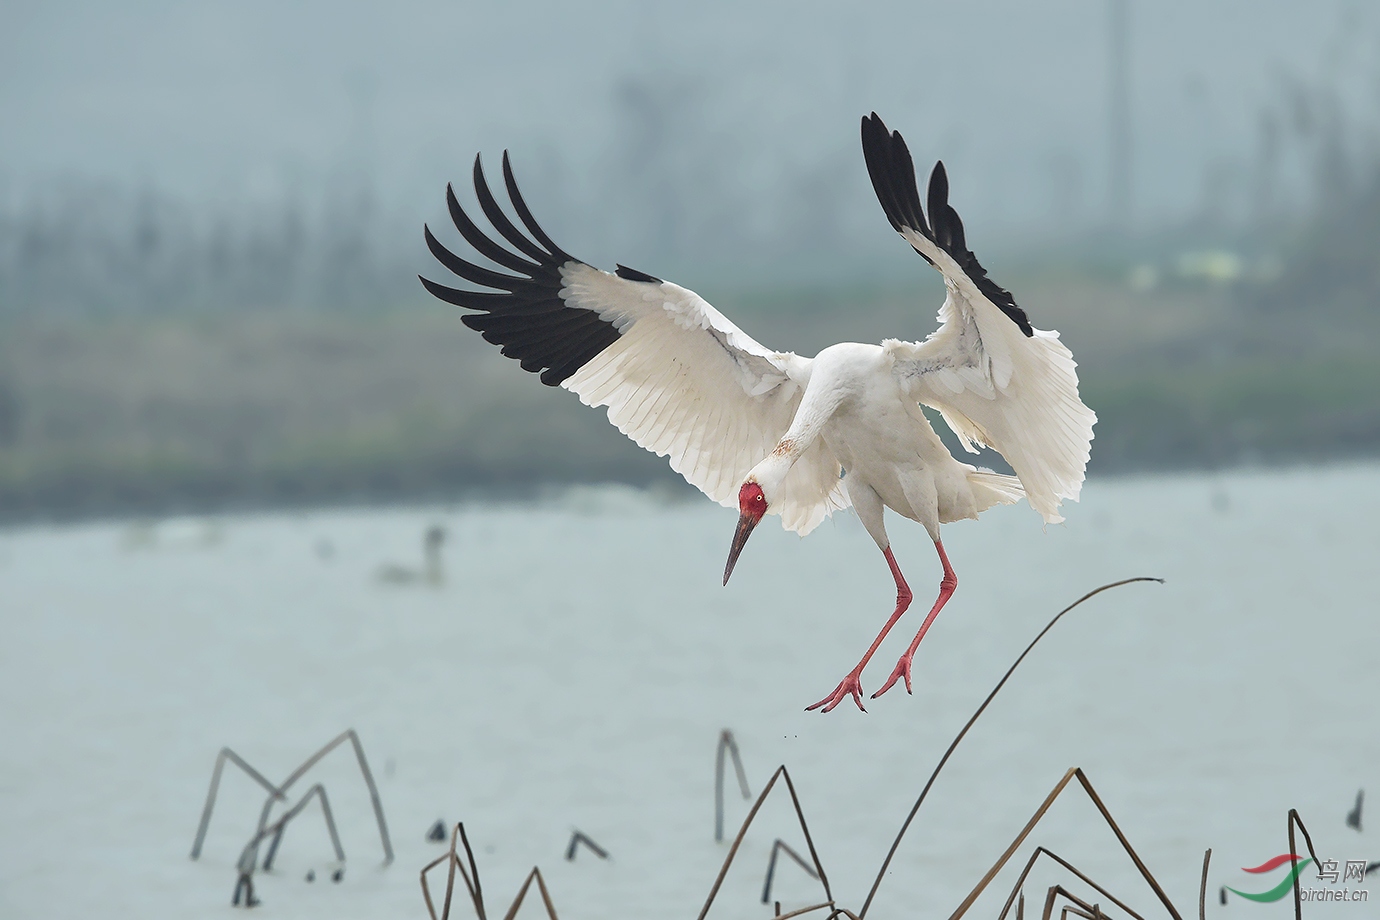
[558,268,849,535]
[420,113,1095,712]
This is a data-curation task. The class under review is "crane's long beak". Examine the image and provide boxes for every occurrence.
[723,512,760,586]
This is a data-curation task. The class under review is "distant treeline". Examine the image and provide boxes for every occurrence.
[3,61,1378,320]
[2,266,1379,523]
[0,180,418,316]
[0,75,886,319]
[4,68,1380,520]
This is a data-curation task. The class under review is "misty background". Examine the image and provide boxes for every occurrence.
[4,0,1380,518]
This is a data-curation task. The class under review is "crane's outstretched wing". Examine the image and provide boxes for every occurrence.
[420,153,848,534]
[861,113,1095,523]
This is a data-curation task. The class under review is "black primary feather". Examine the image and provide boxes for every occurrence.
[419,153,623,387]
[861,113,1033,337]
[614,264,662,283]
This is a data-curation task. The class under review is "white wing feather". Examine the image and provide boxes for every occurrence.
[885,230,1095,524]
[559,264,848,534]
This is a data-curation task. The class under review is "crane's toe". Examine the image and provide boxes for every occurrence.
[872,656,915,699]
[806,672,868,713]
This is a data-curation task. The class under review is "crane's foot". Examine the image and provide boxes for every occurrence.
[806,670,867,713]
[871,654,915,699]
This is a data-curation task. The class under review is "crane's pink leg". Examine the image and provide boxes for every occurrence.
[872,540,957,698]
[806,546,913,713]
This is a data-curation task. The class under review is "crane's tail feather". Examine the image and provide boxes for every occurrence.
[966,469,1026,516]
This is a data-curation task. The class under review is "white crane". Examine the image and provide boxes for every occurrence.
[420,113,1095,712]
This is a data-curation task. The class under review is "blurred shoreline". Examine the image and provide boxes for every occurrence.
[4,265,1379,525]
[7,0,1380,525]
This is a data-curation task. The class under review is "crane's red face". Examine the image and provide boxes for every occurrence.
[723,481,767,586]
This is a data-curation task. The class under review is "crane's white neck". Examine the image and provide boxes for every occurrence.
[746,382,841,501]
[747,444,800,499]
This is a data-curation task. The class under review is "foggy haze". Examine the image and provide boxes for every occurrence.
[4,0,1379,281]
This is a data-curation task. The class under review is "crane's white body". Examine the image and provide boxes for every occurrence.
[560,261,1086,550]
[420,113,1096,711]
[752,342,1025,551]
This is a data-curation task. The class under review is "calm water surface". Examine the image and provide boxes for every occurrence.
[1,465,1377,919]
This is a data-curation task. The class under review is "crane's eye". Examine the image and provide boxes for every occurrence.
[756,495,764,503]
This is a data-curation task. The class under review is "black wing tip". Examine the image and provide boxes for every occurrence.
[861,111,884,141]
[418,273,473,308]
[986,281,1033,336]
[862,111,890,137]
[861,112,928,239]
[864,114,1034,337]
[928,161,948,205]
[614,264,662,283]
[423,152,625,380]
[422,222,444,253]
[500,149,574,263]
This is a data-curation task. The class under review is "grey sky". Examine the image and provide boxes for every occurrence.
[2,0,1376,271]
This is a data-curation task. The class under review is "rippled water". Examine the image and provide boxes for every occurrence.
[2,465,1378,919]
